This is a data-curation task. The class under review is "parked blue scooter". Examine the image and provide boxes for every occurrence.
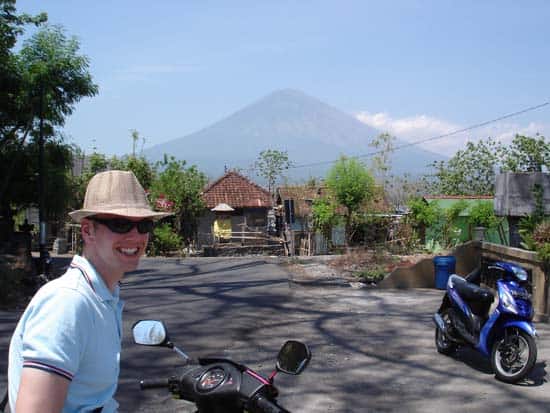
[433,261,537,383]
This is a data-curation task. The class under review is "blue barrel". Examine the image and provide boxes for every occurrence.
[433,255,456,290]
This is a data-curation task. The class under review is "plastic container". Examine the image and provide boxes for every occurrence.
[433,255,456,290]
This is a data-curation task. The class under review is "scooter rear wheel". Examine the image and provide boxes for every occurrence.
[491,328,537,383]
[435,309,457,355]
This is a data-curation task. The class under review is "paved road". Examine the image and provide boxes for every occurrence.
[1,256,549,412]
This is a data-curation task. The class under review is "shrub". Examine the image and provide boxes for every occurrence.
[407,198,441,227]
[389,220,419,254]
[351,214,392,246]
[533,221,550,264]
[533,221,550,245]
[468,201,497,228]
[355,264,387,284]
[148,223,182,256]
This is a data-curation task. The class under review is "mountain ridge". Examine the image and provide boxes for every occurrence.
[143,89,445,181]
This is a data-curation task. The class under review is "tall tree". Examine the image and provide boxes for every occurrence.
[0,21,97,232]
[425,137,507,195]
[325,156,375,246]
[1,1,47,139]
[254,149,292,195]
[503,134,550,173]
[425,134,550,196]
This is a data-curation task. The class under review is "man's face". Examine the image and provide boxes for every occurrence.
[82,214,150,277]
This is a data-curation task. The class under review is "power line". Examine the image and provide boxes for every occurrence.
[290,101,550,169]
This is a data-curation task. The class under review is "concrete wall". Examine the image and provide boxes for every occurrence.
[481,242,548,322]
[379,240,549,322]
[494,172,550,216]
[378,241,480,289]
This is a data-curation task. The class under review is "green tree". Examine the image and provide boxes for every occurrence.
[311,197,338,241]
[69,150,109,212]
[149,157,207,243]
[325,156,375,246]
[110,155,155,190]
[425,134,550,196]
[1,22,97,231]
[1,0,47,142]
[254,149,292,195]
[426,137,507,195]
[109,130,155,189]
[503,134,550,172]
[1,137,74,221]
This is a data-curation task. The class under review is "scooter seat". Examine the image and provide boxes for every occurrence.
[449,275,494,303]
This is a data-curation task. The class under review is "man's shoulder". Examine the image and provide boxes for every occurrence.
[30,269,96,311]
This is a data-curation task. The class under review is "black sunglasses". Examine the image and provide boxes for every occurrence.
[90,217,154,234]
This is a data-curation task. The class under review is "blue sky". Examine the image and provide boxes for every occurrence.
[16,0,550,158]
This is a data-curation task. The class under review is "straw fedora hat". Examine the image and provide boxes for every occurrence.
[69,170,172,222]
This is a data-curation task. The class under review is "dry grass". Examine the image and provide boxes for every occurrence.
[327,248,434,280]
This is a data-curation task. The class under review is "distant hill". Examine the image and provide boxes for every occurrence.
[143,89,445,182]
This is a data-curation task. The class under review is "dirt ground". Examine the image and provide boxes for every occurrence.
[286,249,437,287]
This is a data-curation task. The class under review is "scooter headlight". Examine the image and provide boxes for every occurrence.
[500,284,518,315]
[512,266,528,282]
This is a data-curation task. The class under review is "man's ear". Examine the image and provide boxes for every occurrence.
[81,219,95,242]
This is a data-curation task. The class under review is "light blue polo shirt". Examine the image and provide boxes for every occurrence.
[8,255,124,413]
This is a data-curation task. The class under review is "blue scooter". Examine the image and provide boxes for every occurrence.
[433,261,537,383]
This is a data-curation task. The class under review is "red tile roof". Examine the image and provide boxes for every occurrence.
[201,171,272,209]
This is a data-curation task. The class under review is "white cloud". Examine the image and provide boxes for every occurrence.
[356,111,550,156]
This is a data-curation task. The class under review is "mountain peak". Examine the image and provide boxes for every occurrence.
[144,89,446,180]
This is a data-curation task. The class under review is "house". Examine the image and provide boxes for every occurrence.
[275,185,326,232]
[423,195,508,244]
[197,171,273,245]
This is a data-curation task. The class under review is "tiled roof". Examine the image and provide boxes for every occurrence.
[201,171,272,209]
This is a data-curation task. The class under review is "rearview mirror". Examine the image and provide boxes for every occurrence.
[276,340,311,375]
[132,320,168,346]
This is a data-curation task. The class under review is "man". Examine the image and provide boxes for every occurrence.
[8,170,170,413]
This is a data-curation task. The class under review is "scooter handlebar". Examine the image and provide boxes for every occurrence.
[249,393,290,413]
[139,378,169,390]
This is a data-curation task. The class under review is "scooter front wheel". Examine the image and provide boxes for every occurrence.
[435,309,457,355]
[491,328,537,383]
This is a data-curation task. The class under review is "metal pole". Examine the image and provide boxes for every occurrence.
[38,85,48,276]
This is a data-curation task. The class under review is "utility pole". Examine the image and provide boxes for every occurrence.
[38,84,49,276]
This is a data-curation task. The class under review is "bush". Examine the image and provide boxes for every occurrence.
[148,223,182,256]
[351,215,392,246]
[468,201,497,228]
[407,198,441,227]
[533,221,550,264]
[355,264,387,284]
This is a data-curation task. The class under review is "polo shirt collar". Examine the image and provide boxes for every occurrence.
[70,255,120,303]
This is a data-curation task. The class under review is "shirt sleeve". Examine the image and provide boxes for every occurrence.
[20,287,93,381]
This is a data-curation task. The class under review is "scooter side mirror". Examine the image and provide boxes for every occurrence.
[132,320,169,346]
[276,340,311,375]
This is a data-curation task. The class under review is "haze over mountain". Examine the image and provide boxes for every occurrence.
[143,89,445,182]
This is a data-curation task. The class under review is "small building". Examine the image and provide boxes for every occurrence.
[197,171,272,246]
[275,185,326,232]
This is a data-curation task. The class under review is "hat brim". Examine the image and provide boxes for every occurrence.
[69,208,172,223]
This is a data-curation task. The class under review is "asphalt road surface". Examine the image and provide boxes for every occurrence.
[1,256,549,412]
